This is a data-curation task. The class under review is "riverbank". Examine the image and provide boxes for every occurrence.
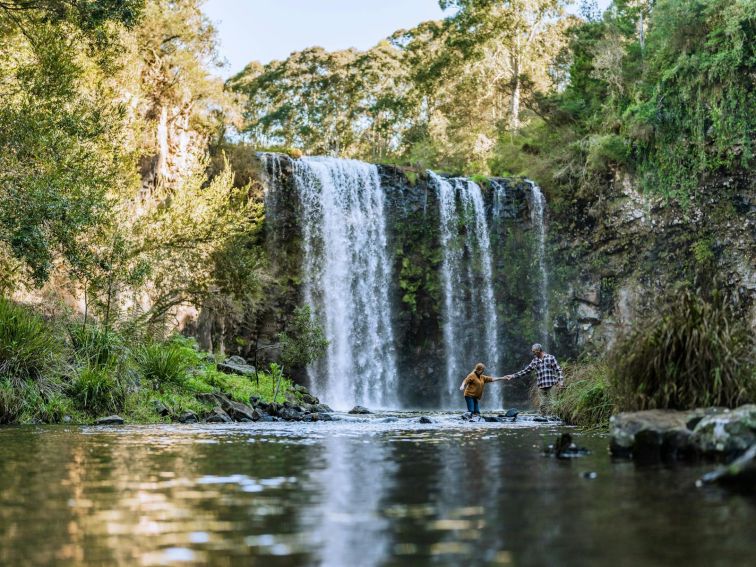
[0,297,313,425]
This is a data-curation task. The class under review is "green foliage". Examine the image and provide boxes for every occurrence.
[136,337,199,388]
[69,324,124,369]
[551,360,617,428]
[70,366,124,415]
[278,305,329,369]
[0,298,61,388]
[691,238,715,266]
[0,379,22,424]
[611,286,755,410]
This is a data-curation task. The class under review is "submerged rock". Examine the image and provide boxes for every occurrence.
[545,433,590,459]
[95,415,124,425]
[419,416,433,424]
[699,444,756,490]
[348,406,371,415]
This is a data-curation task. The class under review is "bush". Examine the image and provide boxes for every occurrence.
[70,366,124,415]
[0,379,22,424]
[69,324,124,369]
[551,361,616,428]
[136,337,199,388]
[0,297,62,388]
[611,287,755,411]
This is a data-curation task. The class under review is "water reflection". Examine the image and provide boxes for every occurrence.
[0,417,754,566]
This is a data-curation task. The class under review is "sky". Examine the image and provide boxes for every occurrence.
[202,0,613,79]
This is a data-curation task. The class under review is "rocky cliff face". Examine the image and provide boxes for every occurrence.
[218,154,754,408]
[550,169,755,358]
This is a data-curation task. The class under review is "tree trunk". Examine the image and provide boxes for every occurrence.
[509,71,521,131]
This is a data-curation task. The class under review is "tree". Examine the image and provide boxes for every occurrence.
[277,305,329,370]
[0,0,144,285]
[440,0,572,130]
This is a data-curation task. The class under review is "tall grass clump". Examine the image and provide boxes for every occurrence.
[70,366,124,415]
[69,324,125,369]
[136,336,200,389]
[611,288,755,411]
[551,360,617,428]
[0,297,62,391]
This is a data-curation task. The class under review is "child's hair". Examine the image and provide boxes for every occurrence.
[474,362,485,373]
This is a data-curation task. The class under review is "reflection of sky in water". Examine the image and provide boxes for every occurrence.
[1,414,755,566]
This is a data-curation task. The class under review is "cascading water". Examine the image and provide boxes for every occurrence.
[528,181,550,348]
[430,172,500,405]
[269,156,398,410]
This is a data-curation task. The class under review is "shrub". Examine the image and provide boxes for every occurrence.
[69,324,124,369]
[0,379,22,424]
[136,338,199,388]
[0,297,61,388]
[611,287,755,411]
[70,366,124,415]
[551,361,616,428]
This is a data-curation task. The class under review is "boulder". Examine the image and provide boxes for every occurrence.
[691,405,756,457]
[178,411,198,424]
[198,393,257,422]
[482,416,500,423]
[501,408,519,419]
[610,405,756,461]
[319,413,334,421]
[279,407,304,421]
[418,416,433,424]
[153,400,170,417]
[217,355,256,377]
[609,409,699,460]
[349,406,371,415]
[313,403,333,413]
[95,415,124,425]
[699,444,756,490]
[206,408,233,423]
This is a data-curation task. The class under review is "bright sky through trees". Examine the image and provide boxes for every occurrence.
[204,0,612,77]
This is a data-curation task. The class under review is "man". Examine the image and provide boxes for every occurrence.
[505,343,564,416]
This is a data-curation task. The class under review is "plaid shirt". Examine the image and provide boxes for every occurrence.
[512,354,563,388]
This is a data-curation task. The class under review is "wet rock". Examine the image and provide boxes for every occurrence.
[217,355,256,377]
[419,416,434,424]
[691,405,756,457]
[533,416,548,423]
[581,471,598,480]
[349,406,371,415]
[482,416,500,423]
[62,415,72,424]
[545,433,590,459]
[319,413,334,421]
[502,408,519,419]
[206,408,233,423]
[609,409,698,460]
[95,415,124,425]
[257,415,276,422]
[313,403,333,413]
[699,444,756,490]
[291,384,320,405]
[199,393,257,422]
[279,407,304,421]
[178,411,198,424]
[611,405,756,461]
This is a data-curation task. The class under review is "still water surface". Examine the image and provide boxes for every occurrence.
[1,412,754,566]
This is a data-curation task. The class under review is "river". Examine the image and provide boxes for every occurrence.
[1,414,753,566]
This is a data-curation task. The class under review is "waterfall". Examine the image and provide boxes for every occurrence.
[528,181,550,348]
[274,156,398,410]
[430,172,499,405]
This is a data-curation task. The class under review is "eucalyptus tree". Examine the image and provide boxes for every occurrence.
[439,0,573,130]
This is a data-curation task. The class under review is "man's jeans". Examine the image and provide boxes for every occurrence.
[465,396,480,415]
[539,387,552,416]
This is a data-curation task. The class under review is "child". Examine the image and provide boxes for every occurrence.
[458,363,507,419]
